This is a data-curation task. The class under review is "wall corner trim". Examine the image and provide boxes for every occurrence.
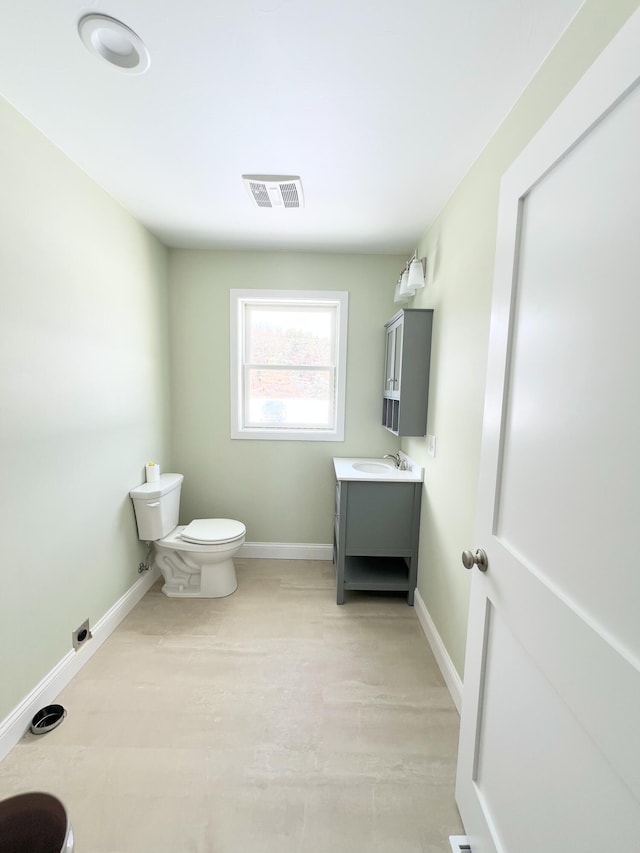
[0,567,160,762]
[414,589,463,714]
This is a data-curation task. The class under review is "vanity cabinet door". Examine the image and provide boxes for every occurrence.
[344,482,415,553]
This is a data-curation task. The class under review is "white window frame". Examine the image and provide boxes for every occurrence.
[230,289,348,441]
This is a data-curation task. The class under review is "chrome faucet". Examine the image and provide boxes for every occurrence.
[383,452,408,470]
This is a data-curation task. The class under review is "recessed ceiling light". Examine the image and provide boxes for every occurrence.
[78,14,150,74]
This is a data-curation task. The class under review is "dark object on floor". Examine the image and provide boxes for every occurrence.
[30,705,66,735]
[0,791,74,852]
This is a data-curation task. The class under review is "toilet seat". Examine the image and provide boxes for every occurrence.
[179,518,245,545]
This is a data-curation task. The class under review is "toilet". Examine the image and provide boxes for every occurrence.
[129,473,245,598]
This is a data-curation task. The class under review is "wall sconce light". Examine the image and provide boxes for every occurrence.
[394,251,426,303]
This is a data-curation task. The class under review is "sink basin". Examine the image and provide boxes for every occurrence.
[352,461,395,473]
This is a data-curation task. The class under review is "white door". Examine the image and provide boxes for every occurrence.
[456,10,640,853]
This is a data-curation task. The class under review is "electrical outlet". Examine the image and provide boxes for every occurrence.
[427,434,436,457]
[72,619,92,651]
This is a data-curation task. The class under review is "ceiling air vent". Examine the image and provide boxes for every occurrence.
[242,175,304,208]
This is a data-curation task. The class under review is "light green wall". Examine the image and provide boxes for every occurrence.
[168,250,403,542]
[0,96,170,721]
[405,0,640,678]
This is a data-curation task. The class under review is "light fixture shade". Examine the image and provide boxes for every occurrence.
[398,268,414,298]
[394,277,408,303]
[407,257,425,291]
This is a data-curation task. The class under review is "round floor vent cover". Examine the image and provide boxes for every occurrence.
[30,704,66,735]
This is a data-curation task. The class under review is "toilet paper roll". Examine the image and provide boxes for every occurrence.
[145,463,160,483]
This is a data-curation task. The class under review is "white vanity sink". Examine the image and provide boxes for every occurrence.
[333,456,423,482]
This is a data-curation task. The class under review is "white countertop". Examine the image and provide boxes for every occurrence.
[333,453,423,483]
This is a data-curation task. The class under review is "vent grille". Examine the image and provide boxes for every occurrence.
[242,175,304,208]
[449,837,472,853]
[280,182,299,208]
[249,182,272,208]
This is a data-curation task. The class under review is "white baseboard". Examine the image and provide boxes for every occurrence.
[0,566,160,762]
[414,589,463,714]
[239,541,333,560]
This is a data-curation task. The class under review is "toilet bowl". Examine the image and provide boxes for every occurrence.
[154,519,245,598]
[129,474,245,599]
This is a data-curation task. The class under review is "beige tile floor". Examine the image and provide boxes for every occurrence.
[0,559,463,852]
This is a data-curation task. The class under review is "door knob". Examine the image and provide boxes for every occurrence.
[461,548,488,572]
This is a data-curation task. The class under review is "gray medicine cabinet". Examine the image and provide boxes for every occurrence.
[382,308,433,436]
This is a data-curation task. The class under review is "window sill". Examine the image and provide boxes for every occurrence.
[231,426,344,442]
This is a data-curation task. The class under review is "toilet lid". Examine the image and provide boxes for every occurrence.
[179,518,245,545]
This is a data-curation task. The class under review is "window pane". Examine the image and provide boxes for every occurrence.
[246,368,333,428]
[246,306,334,366]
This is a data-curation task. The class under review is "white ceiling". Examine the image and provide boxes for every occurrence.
[0,0,584,253]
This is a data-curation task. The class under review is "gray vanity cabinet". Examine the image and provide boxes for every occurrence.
[333,479,422,605]
[382,308,433,436]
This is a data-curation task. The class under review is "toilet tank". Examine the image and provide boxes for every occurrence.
[129,473,184,541]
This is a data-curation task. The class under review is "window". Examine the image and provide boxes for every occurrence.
[230,290,348,441]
